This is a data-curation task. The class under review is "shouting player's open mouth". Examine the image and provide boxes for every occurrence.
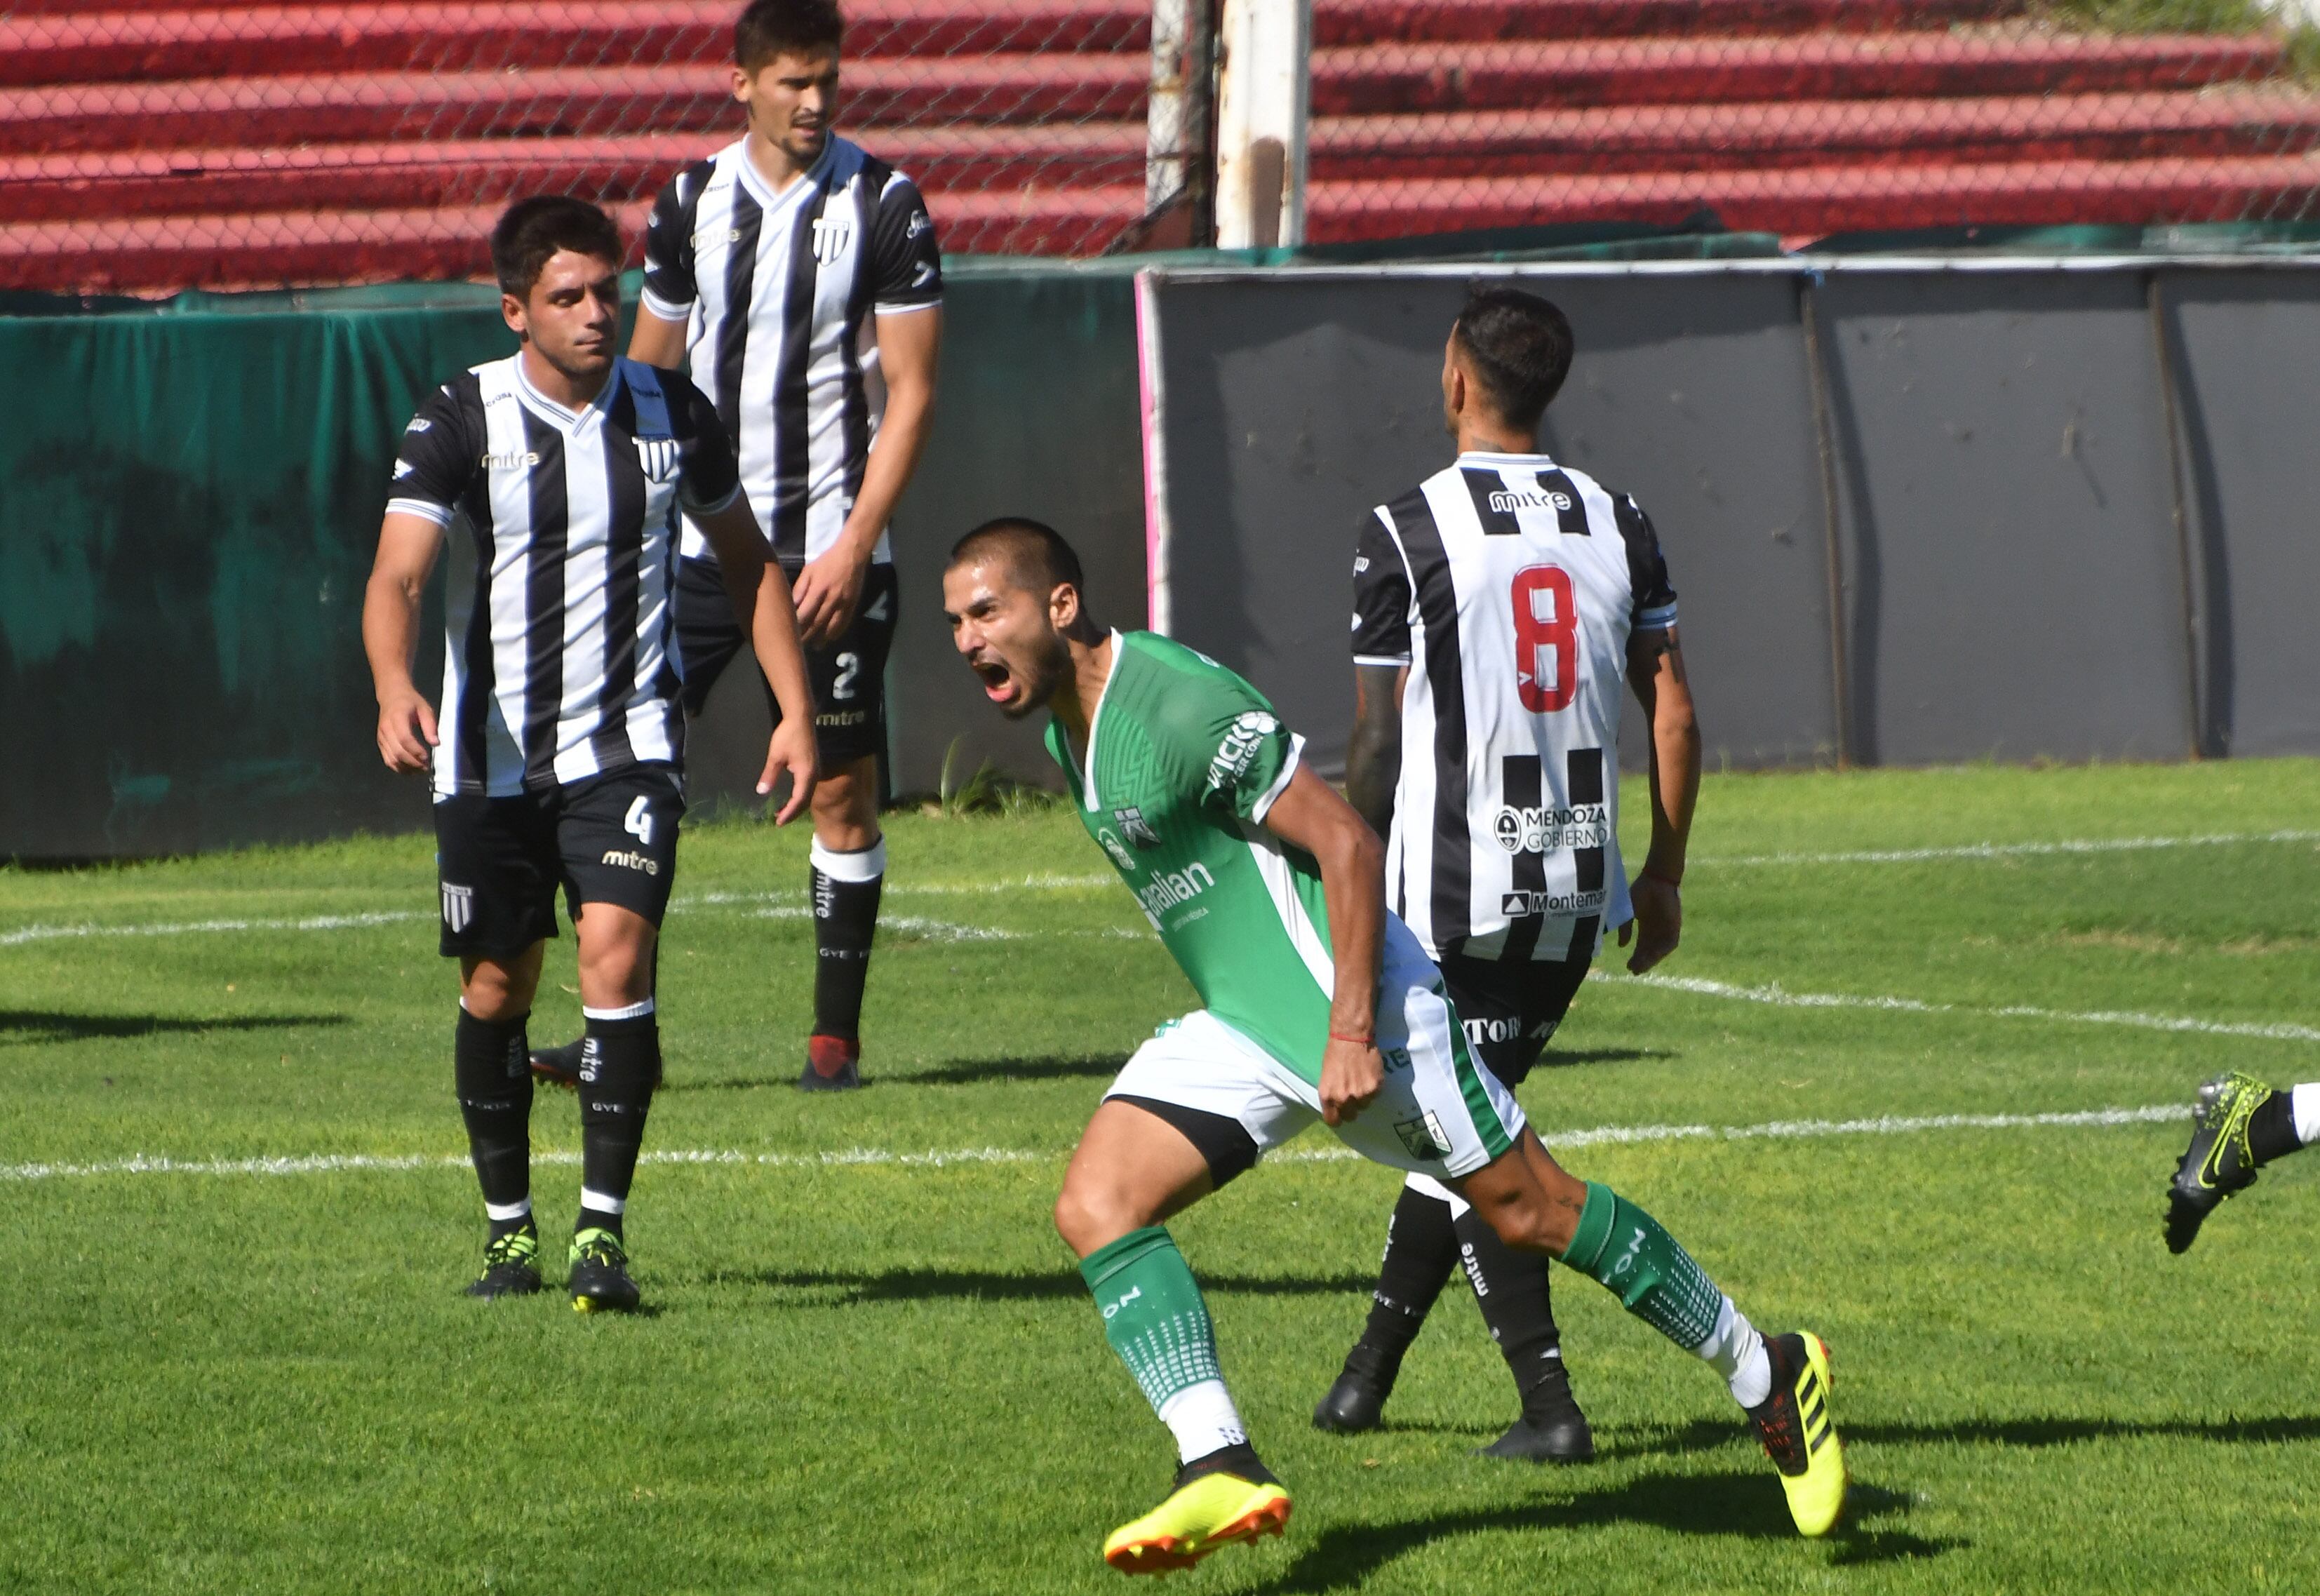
[970,655,1019,709]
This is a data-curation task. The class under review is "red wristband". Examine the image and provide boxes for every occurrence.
[1329,1030,1374,1047]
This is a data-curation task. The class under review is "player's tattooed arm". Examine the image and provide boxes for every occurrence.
[1345,664,1407,841]
[1623,624,1699,974]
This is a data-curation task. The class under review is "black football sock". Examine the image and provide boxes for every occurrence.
[1351,1181,1461,1380]
[810,838,885,1049]
[454,1006,534,1239]
[2248,1088,2305,1165]
[1451,1205,1568,1409]
[577,1001,661,1239]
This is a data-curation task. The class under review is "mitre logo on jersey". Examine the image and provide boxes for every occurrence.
[1206,711,1279,792]
[441,883,474,933]
[1111,807,1160,848]
[633,437,680,483]
[1489,487,1574,514]
[1491,801,1609,855]
[810,215,852,264]
[481,450,541,470]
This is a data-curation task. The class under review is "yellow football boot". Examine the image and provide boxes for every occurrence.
[1747,1332,1847,1537]
[1102,1458,1291,1575]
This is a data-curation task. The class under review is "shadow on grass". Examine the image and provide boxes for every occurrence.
[659,1054,1129,1092]
[0,1010,349,1045]
[1609,1413,2320,1458]
[1533,1047,1673,1069]
[718,1266,1378,1302]
[1248,1470,1952,1590]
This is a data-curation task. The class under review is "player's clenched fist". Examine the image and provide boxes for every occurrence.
[1320,1035,1386,1126]
[376,687,439,774]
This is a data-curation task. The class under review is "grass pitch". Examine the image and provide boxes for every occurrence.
[6,759,2319,1594]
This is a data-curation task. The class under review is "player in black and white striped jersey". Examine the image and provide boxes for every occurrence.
[1313,285,1706,1461]
[364,196,817,1311]
[534,0,943,1094]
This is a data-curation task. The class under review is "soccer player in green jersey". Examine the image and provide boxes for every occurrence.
[942,518,1849,1571]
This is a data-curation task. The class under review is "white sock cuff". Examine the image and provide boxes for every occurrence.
[2291,1082,2320,1146]
[484,1197,533,1223]
[1403,1170,1468,1219]
[1155,1378,1248,1465]
[582,998,655,1022]
[811,836,887,883]
[579,1188,627,1216]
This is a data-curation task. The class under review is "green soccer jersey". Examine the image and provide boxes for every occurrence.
[1046,631,1340,1083]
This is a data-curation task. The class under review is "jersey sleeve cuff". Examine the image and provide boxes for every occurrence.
[873,295,942,315]
[679,481,743,518]
[385,497,454,527]
[1352,652,1412,668]
[1632,601,1679,631]
[639,287,694,323]
[1249,734,1305,826]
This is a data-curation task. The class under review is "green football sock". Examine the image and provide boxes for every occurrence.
[1080,1225,1248,1459]
[1557,1181,1729,1351]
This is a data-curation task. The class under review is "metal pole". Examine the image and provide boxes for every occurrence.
[2146,269,2209,758]
[1798,275,1855,767]
[1145,0,1191,215]
[1214,0,1312,249]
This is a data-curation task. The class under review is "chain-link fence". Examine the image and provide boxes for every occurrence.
[1302,0,2320,248]
[6,1,2320,297]
[0,1,1158,295]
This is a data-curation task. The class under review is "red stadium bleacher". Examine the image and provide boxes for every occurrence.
[1,1,2316,293]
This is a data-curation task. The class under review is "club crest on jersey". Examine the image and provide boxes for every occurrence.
[1489,487,1573,514]
[633,437,680,483]
[1112,807,1160,848]
[1096,829,1138,873]
[810,215,852,264]
[1205,711,1279,793]
[441,883,474,933]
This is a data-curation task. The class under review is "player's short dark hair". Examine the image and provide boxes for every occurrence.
[736,0,844,71]
[1451,283,1574,429]
[949,517,1086,598]
[490,195,622,300]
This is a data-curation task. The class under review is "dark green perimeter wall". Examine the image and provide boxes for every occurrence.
[0,267,1146,859]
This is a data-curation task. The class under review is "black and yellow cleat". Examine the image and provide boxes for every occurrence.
[465,1225,542,1300]
[568,1228,641,1313]
[1102,1446,1291,1576]
[2166,1071,2272,1254]
[1746,1332,1846,1538]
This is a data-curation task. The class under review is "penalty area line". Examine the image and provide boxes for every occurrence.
[2,1105,2185,1184]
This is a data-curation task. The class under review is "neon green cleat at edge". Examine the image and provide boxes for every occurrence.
[1102,1463,1291,1575]
[1746,1332,1847,1538]
[2166,1071,2272,1254]
[568,1227,641,1313]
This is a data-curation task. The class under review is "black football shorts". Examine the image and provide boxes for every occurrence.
[673,554,898,767]
[1436,949,1595,1090]
[432,765,685,960]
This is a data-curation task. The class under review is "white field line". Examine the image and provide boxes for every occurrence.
[1695,829,2320,868]
[1,1104,2187,1184]
[1598,970,2320,1045]
[0,911,424,948]
[748,906,1019,942]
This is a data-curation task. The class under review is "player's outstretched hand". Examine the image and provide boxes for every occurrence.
[377,688,439,774]
[791,546,866,648]
[1320,1036,1386,1127]
[1621,872,1682,974]
[758,718,819,824]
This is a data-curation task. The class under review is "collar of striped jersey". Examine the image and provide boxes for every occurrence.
[1456,449,1556,469]
[1071,629,1126,812]
[511,354,624,431]
[731,133,840,212]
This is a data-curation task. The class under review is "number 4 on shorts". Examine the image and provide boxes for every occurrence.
[624,795,655,847]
